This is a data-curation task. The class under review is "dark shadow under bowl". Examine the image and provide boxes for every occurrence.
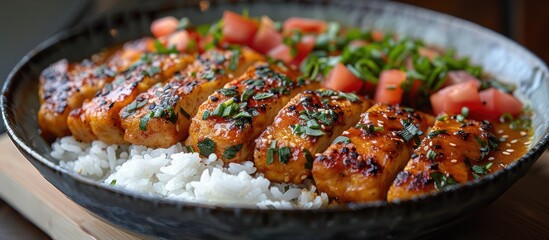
[2,0,548,239]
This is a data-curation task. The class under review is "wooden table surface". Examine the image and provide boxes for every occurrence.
[0,135,547,239]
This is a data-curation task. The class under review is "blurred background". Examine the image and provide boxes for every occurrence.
[0,0,547,238]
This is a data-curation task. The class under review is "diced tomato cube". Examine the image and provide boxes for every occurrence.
[323,63,363,92]
[222,11,259,46]
[151,16,179,38]
[283,17,327,34]
[251,16,283,54]
[430,81,482,115]
[375,69,407,104]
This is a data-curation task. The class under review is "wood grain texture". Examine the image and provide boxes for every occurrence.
[0,135,141,240]
[0,134,547,239]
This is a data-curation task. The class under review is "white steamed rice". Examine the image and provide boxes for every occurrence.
[51,136,329,209]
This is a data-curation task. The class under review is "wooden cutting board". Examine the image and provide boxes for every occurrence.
[0,134,547,239]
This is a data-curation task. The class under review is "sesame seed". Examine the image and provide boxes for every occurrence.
[502,135,509,139]
[451,159,457,163]
[449,143,457,147]
[507,149,515,152]
[524,141,531,145]
[506,143,512,147]
[301,175,307,180]
[343,131,349,135]
[315,153,322,157]
[488,157,495,161]
[520,131,527,136]
[498,130,504,134]
[502,152,511,155]
[510,139,518,144]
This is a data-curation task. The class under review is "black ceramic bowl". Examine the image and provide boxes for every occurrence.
[2,1,549,239]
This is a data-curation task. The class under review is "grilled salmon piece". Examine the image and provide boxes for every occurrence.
[37,38,153,139]
[387,116,497,201]
[254,89,372,184]
[67,53,194,144]
[120,48,264,148]
[312,104,434,203]
[185,62,320,163]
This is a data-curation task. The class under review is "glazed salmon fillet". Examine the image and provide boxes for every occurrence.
[185,62,320,163]
[120,47,264,148]
[254,89,372,184]
[312,104,434,203]
[387,116,497,201]
[67,53,194,144]
[37,38,153,139]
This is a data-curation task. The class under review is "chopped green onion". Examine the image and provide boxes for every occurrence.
[278,146,291,164]
[253,92,275,100]
[223,144,243,160]
[197,138,216,157]
[333,136,350,144]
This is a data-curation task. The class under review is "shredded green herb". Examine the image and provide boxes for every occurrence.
[428,129,447,138]
[217,87,238,96]
[223,144,243,160]
[430,172,457,190]
[197,138,216,157]
[266,140,277,165]
[139,112,153,131]
[253,92,274,100]
[185,145,194,153]
[333,136,350,144]
[472,162,493,179]
[153,39,179,54]
[397,120,421,142]
[278,146,291,164]
[303,149,314,169]
[426,149,437,161]
[202,110,210,120]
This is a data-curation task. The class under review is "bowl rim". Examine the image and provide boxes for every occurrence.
[2,0,549,213]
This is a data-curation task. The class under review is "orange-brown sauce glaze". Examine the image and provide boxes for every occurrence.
[479,122,532,172]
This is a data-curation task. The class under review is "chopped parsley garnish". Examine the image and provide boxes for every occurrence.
[241,88,255,102]
[142,66,160,77]
[397,120,422,142]
[430,172,457,190]
[427,129,447,138]
[461,106,470,118]
[253,92,274,100]
[437,114,448,121]
[199,70,216,81]
[471,162,493,179]
[303,149,314,169]
[153,39,179,54]
[109,179,117,186]
[305,127,325,136]
[197,138,216,157]
[232,111,252,119]
[202,110,210,120]
[355,124,384,134]
[223,144,243,160]
[278,146,291,164]
[426,149,437,161]
[122,98,148,118]
[217,87,238,96]
[338,92,360,102]
[266,140,277,165]
[185,145,194,153]
[139,112,153,131]
[333,136,350,144]
[229,48,241,71]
